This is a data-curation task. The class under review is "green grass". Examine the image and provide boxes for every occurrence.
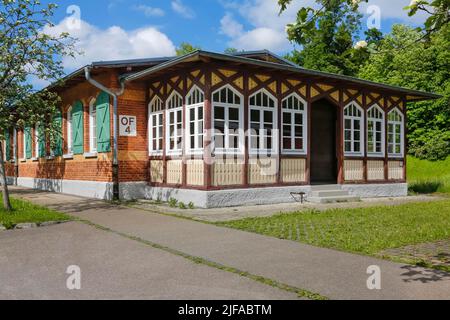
[0,196,71,229]
[217,200,450,256]
[408,156,450,194]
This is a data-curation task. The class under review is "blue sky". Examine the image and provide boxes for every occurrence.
[41,0,428,75]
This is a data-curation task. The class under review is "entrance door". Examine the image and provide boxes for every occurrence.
[310,99,338,184]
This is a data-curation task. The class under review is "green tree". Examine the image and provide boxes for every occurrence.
[359,25,450,160]
[279,0,449,37]
[0,0,76,210]
[284,0,367,75]
[176,42,201,56]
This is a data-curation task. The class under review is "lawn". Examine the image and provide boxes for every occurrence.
[408,156,450,194]
[217,200,450,256]
[0,195,70,229]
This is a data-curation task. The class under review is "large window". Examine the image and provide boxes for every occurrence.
[388,108,404,157]
[67,107,73,155]
[282,93,307,154]
[166,91,183,155]
[149,96,164,155]
[89,99,97,153]
[249,89,277,155]
[186,86,204,154]
[367,105,385,156]
[344,102,364,156]
[212,85,243,154]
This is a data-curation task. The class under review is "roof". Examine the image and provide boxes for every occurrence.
[49,49,441,101]
[122,50,441,102]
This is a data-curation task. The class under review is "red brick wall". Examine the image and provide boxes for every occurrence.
[117,81,149,182]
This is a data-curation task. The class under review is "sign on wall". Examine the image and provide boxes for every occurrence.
[119,116,137,137]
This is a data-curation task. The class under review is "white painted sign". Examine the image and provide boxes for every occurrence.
[120,116,137,137]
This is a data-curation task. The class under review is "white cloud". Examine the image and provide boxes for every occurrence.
[220,12,289,51]
[43,18,176,71]
[171,0,196,19]
[133,5,165,17]
[218,0,309,52]
[220,13,244,38]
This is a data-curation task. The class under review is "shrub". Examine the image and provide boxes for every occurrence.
[168,198,178,208]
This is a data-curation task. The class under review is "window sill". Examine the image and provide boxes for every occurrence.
[63,154,74,160]
[367,154,385,158]
[31,157,39,162]
[84,152,98,159]
[388,155,404,159]
[282,150,307,156]
[20,159,27,163]
[46,156,55,161]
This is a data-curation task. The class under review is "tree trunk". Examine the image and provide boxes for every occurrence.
[0,140,12,211]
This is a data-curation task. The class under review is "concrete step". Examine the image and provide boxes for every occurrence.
[311,190,350,198]
[307,195,361,204]
[310,185,343,191]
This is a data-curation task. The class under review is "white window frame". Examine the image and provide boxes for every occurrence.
[148,96,164,156]
[212,84,244,155]
[165,91,184,156]
[367,104,385,157]
[249,88,278,155]
[13,128,17,161]
[282,93,308,155]
[388,108,405,158]
[89,98,97,153]
[344,102,365,157]
[185,86,205,155]
[67,107,73,155]
[23,129,27,159]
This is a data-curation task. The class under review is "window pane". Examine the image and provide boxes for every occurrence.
[295,138,303,150]
[251,110,260,122]
[264,111,273,123]
[229,108,239,121]
[295,113,303,125]
[215,107,225,120]
[283,138,291,150]
[283,112,291,124]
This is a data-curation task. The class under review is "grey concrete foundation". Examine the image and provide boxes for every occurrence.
[17,177,114,200]
[342,183,408,198]
[15,178,409,208]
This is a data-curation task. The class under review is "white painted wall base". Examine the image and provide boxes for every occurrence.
[13,178,409,208]
[342,183,408,198]
[17,177,114,200]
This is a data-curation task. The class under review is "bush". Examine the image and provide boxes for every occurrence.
[409,130,450,161]
[168,198,178,208]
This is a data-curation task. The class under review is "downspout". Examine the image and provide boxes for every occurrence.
[85,66,125,200]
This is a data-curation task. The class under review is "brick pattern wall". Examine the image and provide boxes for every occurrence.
[117,82,149,182]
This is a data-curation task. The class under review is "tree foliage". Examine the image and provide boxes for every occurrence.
[279,0,449,37]
[0,0,76,210]
[175,42,201,56]
[283,0,383,75]
[359,25,450,160]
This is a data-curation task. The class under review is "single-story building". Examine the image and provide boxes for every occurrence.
[3,50,440,207]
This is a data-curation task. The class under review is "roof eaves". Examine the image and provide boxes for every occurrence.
[120,50,442,101]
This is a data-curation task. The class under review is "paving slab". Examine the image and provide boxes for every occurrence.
[10,187,450,300]
[0,222,299,300]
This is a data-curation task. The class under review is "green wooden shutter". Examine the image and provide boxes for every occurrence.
[38,125,46,158]
[96,92,111,153]
[53,111,63,156]
[72,101,84,155]
[5,130,10,161]
[25,127,32,159]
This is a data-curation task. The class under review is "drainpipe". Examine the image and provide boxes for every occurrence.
[85,67,125,200]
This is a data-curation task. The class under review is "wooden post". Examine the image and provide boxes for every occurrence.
[384,96,389,182]
[337,89,345,185]
[203,68,212,189]
[306,82,312,185]
[243,71,249,187]
[363,91,368,183]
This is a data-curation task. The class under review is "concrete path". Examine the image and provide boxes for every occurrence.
[10,187,450,300]
[133,195,445,222]
[0,222,299,300]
